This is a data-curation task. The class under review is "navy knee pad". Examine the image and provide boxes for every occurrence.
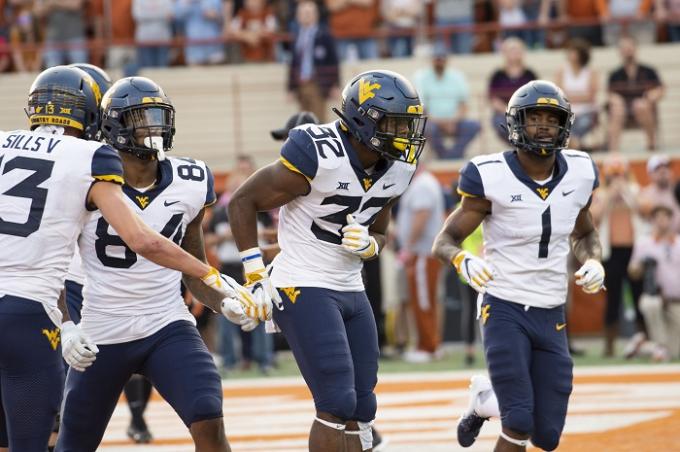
[188,394,224,426]
[502,409,533,437]
[317,388,357,421]
[352,392,377,423]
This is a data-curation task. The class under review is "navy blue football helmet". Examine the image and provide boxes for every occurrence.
[506,80,574,156]
[333,70,426,164]
[26,66,101,140]
[69,63,113,97]
[100,77,175,160]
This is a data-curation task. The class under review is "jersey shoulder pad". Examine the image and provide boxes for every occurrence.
[562,149,599,190]
[458,153,504,198]
[279,126,321,180]
[91,144,124,185]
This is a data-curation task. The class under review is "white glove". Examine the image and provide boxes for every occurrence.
[221,297,259,332]
[221,273,273,322]
[61,321,99,372]
[575,259,605,294]
[239,248,282,312]
[341,214,378,260]
[452,250,494,294]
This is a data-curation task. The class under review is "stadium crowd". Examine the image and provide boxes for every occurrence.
[0,0,679,439]
[1,0,680,72]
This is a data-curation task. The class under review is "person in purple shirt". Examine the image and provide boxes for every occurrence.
[488,37,537,142]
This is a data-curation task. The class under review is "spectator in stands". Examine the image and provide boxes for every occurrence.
[434,0,475,54]
[414,49,480,159]
[638,155,680,231]
[522,0,552,49]
[381,0,422,58]
[590,155,644,357]
[287,0,339,122]
[175,0,225,65]
[488,37,537,142]
[558,0,605,45]
[325,0,379,60]
[230,0,277,62]
[92,0,136,72]
[132,0,173,68]
[206,155,275,374]
[35,0,88,67]
[0,10,11,73]
[607,36,664,152]
[7,1,43,72]
[496,0,528,41]
[602,0,655,46]
[396,164,446,363]
[656,0,680,42]
[555,38,599,151]
[629,204,680,361]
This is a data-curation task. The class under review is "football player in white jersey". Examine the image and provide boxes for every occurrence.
[228,70,426,452]
[0,67,234,452]
[61,63,156,445]
[433,80,605,451]
[55,77,266,452]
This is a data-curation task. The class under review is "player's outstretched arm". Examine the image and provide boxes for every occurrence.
[571,202,605,294]
[228,160,309,250]
[180,208,223,312]
[432,196,489,264]
[88,181,214,280]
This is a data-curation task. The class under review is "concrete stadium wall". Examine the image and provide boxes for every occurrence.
[0,43,678,173]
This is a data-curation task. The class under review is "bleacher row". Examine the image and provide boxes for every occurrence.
[0,43,679,172]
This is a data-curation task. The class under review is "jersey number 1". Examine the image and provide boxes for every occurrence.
[539,206,551,258]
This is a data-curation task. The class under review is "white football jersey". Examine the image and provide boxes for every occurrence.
[79,157,215,344]
[0,129,123,325]
[458,149,599,308]
[271,121,416,291]
[66,245,85,285]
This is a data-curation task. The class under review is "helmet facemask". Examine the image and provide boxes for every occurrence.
[112,104,175,160]
[368,109,427,164]
[508,106,572,157]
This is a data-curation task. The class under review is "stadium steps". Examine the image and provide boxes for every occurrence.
[0,44,678,170]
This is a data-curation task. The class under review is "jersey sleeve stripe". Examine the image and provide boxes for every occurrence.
[93,174,124,185]
[458,161,485,198]
[457,187,478,198]
[279,157,311,181]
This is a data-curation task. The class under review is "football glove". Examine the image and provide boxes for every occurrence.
[220,273,273,324]
[200,266,225,291]
[452,250,494,294]
[575,259,605,294]
[240,247,282,311]
[221,297,259,332]
[61,321,99,372]
[342,214,378,260]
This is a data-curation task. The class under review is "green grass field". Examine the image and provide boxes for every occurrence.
[220,338,676,379]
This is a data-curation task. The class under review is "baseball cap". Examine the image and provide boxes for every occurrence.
[270,111,320,141]
[646,155,670,174]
